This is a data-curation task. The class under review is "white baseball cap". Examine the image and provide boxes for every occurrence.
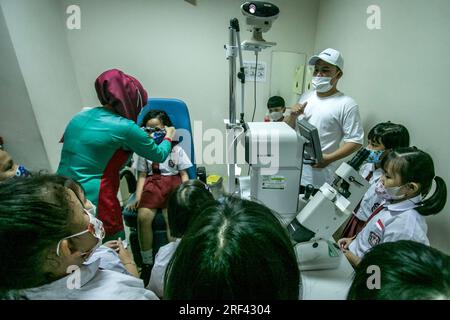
[308,48,344,71]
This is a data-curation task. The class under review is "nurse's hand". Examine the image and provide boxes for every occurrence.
[165,126,176,140]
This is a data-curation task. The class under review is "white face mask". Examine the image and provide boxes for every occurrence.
[56,210,105,260]
[311,76,333,93]
[269,111,284,121]
[85,199,97,217]
[375,180,407,201]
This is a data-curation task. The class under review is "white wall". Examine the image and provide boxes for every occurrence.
[0,5,50,171]
[61,0,319,179]
[314,0,450,254]
[0,0,83,171]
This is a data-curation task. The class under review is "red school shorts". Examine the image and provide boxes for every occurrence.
[139,174,182,209]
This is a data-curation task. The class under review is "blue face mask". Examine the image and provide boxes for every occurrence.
[151,130,166,145]
[143,126,167,145]
[15,165,31,177]
[366,149,384,164]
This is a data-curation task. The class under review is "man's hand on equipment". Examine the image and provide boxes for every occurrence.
[290,102,307,118]
[313,153,332,168]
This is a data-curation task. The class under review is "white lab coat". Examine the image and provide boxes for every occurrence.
[349,195,429,258]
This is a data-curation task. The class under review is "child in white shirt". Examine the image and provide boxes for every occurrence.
[338,147,447,267]
[127,110,192,281]
[340,122,410,238]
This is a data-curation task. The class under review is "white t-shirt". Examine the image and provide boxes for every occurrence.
[134,145,192,176]
[147,239,181,298]
[297,91,364,188]
[349,195,429,258]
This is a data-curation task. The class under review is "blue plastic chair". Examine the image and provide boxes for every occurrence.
[137,98,198,179]
[121,98,205,266]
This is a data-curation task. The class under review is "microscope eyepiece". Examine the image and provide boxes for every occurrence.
[347,148,370,171]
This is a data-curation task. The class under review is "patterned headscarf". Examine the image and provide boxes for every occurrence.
[95,69,148,123]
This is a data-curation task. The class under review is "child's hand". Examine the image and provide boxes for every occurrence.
[117,238,135,265]
[337,237,354,251]
[343,250,362,267]
[108,238,139,278]
[104,240,120,251]
[126,199,140,211]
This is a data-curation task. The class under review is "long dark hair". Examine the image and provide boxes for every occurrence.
[165,196,300,300]
[167,180,215,238]
[381,147,447,216]
[0,175,77,293]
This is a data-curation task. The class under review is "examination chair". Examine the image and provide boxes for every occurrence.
[120,98,205,267]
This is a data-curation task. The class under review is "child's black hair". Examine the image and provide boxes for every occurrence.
[348,240,450,300]
[267,96,285,109]
[165,196,300,300]
[167,180,215,238]
[368,122,410,149]
[381,147,447,216]
[0,175,77,293]
[140,109,173,127]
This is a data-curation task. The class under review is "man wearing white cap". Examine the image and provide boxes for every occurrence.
[285,48,364,191]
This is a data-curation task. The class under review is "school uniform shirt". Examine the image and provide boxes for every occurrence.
[354,164,384,221]
[10,259,159,300]
[297,91,364,188]
[354,183,384,221]
[86,245,129,275]
[134,145,192,176]
[349,195,429,258]
[358,163,383,184]
[147,238,181,298]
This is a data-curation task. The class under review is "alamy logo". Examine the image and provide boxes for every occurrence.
[366,265,381,290]
[367,5,381,30]
[66,5,81,30]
